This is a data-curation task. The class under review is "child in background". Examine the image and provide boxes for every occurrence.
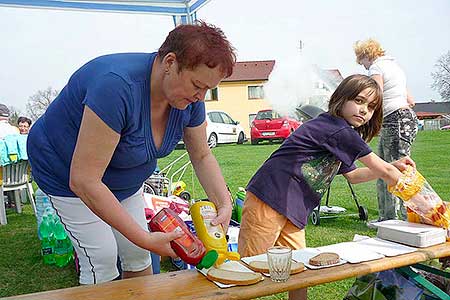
[238,74,415,300]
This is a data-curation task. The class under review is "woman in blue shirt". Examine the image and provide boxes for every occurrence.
[27,22,236,284]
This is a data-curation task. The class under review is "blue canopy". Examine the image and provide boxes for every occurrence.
[0,0,211,25]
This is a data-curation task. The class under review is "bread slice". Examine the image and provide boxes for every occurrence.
[308,252,340,266]
[247,260,305,274]
[206,268,262,285]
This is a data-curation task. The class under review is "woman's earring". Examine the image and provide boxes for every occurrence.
[165,69,170,75]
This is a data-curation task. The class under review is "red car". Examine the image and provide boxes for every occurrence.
[250,109,302,145]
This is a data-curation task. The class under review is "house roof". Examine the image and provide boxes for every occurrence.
[413,102,450,114]
[222,60,275,82]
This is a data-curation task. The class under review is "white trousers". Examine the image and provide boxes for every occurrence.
[49,189,151,284]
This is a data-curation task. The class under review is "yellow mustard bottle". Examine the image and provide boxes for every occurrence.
[190,200,240,266]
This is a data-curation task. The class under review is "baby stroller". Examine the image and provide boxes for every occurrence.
[143,150,192,201]
[296,104,369,225]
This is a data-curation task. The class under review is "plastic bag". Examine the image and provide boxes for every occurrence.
[388,167,450,240]
[344,270,424,300]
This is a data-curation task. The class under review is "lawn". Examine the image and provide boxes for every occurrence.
[0,130,449,299]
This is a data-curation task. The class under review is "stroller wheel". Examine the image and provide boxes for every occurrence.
[179,191,191,201]
[143,183,156,195]
[358,205,368,221]
[310,210,320,225]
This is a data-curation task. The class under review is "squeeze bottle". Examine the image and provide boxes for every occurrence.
[149,208,207,266]
[190,200,240,266]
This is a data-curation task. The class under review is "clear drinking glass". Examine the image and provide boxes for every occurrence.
[267,246,292,282]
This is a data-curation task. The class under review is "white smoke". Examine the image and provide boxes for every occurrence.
[264,52,316,117]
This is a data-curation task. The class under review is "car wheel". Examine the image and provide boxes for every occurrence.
[251,139,259,145]
[208,133,218,148]
[237,132,245,144]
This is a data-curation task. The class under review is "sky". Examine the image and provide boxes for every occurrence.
[1,0,449,114]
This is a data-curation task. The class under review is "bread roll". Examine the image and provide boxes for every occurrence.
[247,260,305,274]
[206,268,262,285]
[308,252,340,266]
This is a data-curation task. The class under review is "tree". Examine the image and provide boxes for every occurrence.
[431,51,450,101]
[26,87,59,121]
[8,106,23,126]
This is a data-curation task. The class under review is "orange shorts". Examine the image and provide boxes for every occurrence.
[238,191,306,257]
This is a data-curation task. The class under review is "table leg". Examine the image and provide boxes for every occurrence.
[0,185,6,225]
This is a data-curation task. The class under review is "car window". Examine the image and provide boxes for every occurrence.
[209,112,224,123]
[256,110,281,120]
[220,112,235,125]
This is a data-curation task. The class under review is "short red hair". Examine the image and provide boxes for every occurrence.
[158,21,236,77]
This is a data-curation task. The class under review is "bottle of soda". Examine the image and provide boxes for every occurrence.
[35,188,46,239]
[39,215,55,265]
[53,218,71,267]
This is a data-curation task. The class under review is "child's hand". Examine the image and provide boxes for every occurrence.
[391,156,416,172]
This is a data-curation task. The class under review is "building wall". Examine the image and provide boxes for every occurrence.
[205,80,271,136]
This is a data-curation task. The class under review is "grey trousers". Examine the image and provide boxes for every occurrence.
[376,108,418,221]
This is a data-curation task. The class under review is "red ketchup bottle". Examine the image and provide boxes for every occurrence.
[149,208,206,266]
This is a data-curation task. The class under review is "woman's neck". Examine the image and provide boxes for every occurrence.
[150,56,169,108]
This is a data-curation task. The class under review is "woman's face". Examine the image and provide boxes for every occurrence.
[359,57,372,70]
[341,88,377,127]
[18,121,30,134]
[162,59,225,110]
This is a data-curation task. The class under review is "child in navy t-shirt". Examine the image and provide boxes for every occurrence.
[239,74,415,261]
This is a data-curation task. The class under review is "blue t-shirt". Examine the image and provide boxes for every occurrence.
[27,53,205,200]
[246,113,372,229]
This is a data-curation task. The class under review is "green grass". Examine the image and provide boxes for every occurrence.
[1,130,449,299]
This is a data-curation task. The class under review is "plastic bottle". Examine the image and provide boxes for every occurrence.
[35,188,54,239]
[35,188,46,238]
[148,208,206,266]
[53,218,72,267]
[190,200,240,266]
[39,215,55,265]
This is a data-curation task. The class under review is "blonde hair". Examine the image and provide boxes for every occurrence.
[353,39,385,65]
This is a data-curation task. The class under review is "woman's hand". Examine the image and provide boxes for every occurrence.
[211,202,233,233]
[147,231,185,258]
[391,156,416,172]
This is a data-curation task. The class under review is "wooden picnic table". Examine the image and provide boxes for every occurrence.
[4,242,450,300]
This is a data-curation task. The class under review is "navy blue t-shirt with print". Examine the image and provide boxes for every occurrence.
[27,53,205,201]
[246,113,372,229]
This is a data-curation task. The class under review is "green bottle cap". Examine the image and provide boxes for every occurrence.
[196,250,218,269]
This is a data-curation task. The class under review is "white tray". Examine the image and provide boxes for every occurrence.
[374,220,447,248]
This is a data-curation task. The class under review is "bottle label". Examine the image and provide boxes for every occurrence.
[42,247,53,255]
[199,205,224,239]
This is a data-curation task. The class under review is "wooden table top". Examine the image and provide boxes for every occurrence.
[5,242,450,300]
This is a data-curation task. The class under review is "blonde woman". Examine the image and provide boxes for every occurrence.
[354,39,418,223]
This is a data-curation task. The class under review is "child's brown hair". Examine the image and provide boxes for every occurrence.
[328,74,383,142]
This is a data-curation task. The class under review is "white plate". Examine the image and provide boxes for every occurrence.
[292,248,347,269]
[317,242,385,263]
[355,237,417,257]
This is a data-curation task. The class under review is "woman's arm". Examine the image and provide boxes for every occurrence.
[371,74,384,91]
[406,89,415,108]
[70,106,182,256]
[183,122,233,231]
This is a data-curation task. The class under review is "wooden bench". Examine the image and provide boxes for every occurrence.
[4,242,450,300]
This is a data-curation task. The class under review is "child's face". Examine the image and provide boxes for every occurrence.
[341,88,378,127]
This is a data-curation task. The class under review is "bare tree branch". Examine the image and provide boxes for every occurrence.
[26,87,59,121]
[431,51,450,101]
